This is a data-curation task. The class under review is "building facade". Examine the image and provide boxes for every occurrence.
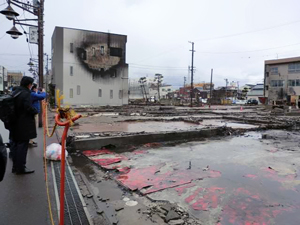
[0,66,7,92]
[128,78,150,100]
[264,57,300,104]
[52,27,129,106]
[247,84,264,102]
[7,71,22,89]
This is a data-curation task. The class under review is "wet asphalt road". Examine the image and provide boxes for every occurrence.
[0,122,55,225]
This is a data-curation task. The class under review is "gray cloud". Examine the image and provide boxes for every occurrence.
[0,0,300,87]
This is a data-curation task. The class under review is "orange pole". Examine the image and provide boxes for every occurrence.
[55,114,81,225]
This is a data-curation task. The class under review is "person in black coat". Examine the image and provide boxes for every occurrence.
[10,76,38,174]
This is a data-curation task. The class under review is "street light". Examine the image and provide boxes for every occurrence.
[1,0,44,128]
[6,24,22,39]
[0,4,19,20]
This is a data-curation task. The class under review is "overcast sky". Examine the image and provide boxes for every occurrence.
[1,0,300,87]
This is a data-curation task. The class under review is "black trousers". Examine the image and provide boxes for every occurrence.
[11,140,29,171]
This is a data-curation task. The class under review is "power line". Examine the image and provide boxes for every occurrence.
[130,63,186,69]
[198,42,300,54]
[0,53,34,56]
[131,18,300,64]
[0,33,6,40]
[130,66,187,71]
[195,19,300,42]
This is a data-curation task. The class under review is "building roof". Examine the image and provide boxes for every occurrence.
[247,89,264,96]
[252,84,264,90]
[265,57,300,65]
[54,26,127,37]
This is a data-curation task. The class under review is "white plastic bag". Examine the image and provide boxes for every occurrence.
[46,143,68,161]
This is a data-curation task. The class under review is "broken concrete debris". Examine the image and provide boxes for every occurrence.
[165,210,181,222]
[67,105,300,224]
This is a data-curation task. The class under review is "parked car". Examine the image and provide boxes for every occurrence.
[234,100,247,105]
[246,99,258,105]
[201,99,207,104]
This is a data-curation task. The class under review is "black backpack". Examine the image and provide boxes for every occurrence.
[0,134,7,182]
[0,91,21,130]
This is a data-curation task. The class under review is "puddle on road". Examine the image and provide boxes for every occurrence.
[83,130,300,225]
[72,120,258,133]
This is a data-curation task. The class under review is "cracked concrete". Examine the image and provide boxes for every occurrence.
[64,105,300,225]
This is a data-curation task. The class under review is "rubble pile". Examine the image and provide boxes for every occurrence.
[139,203,201,225]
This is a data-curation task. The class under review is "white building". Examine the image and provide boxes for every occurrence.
[51,27,129,106]
[160,85,176,99]
[0,66,7,92]
[246,84,264,102]
[128,78,149,100]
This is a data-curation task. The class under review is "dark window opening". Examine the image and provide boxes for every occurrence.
[77,48,87,60]
[98,89,102,97]
[266,85,269,90]
[92,73,96,81]
[110,47,122,57]
[70,43,73,53]
[100,46,104,55]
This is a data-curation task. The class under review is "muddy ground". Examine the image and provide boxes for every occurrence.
[62,105,300,225]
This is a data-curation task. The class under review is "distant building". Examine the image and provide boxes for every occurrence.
[129,78,147,100]
[247,84,264,102]
[160,85,175,99]
[0,66,7,92]
[7,70,22,88]
[51,27,129,106]
[265,57,300,104]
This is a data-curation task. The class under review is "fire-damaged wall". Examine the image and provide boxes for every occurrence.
[264,58,300,104]
[52,27,128,106]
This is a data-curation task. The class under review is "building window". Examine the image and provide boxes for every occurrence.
[92,73,96,81]
[119,90,122,99]
[98,89,102,97]
[110,47,122,57]
[110,90,113,99]
[270,80,284,87]
[266,85,269,90]
[70,43,73,53]
[70,66,73,76]
[278,80,284,87]
[288,63,300,73]
[100,46,104,55]
[92,47,96,57]
[77,85,80,95]
[270,67,278,75]
[288,80,296,87]
[70,88,73,98]
[296,79,300,86]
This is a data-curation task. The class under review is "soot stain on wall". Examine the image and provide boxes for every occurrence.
[75,33,126,79]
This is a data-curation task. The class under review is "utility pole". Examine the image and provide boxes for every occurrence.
[38,0,44,127]
[189,42,195,107]
[139,77,147,102]
[0,0,44,126]
[44,53,49,94]
[225,78,228,100]
[154,73,163,102]
[188,66,190,85]
[237,81,239,100]
[209,69,213,108]
[184,76,186,88]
